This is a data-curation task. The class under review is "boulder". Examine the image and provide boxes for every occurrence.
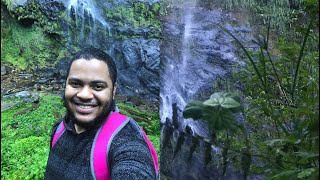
[1,66,7,76]
[15,91,31,98]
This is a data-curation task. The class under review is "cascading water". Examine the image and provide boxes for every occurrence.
[160,0,254,179]
[66,0,111,50]
[160,3,222,177]
[160,0,227,139]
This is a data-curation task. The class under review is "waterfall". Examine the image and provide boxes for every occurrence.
[66,0,111,49]
[160,0,254,178]
[160,0,223,137]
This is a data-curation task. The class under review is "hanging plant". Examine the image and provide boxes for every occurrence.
[183,92,243,132]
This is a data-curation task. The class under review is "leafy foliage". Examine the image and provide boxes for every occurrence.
[1,17,60,70]
[2,0,63,34]
[117,102,160,133]
[1,94,64,179]
[183,92,242,132]
[217,1,319,178]
[217,0,318,41]
[104,2,161,38]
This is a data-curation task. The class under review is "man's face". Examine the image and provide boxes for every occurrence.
[64,58,116,125]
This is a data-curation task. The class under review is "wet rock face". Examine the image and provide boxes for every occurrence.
[161,125,225,179]
[38,0,65,20]
[114,38,160,101]
[10,0,29,8]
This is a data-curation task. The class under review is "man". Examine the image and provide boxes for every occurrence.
[45,47,157,179]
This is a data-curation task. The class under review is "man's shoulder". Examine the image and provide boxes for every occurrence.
[50,119,64,136]
[114,117,144,141]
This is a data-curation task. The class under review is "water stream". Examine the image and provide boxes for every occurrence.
[66,0,111,50]
[160,1,236,138]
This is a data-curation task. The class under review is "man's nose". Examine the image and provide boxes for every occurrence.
[77,86,93,100]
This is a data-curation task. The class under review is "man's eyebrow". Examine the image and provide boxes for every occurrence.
[91,80,107,85]
[67,78,107,85]
[68,77,81,81]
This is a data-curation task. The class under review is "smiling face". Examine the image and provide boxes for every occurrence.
[64,58,117,129]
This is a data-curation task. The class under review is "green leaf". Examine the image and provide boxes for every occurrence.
[297,168,317,179]
[221,97,241,108]
[209,92,226,99]
[183,91,243,132]
[265,139,285,146]
[268,169,299,179]
[203,98,221,107]
[204,92,241,109]
[294,152,319,159]
[183,101,204,119]
[204,108,238,132]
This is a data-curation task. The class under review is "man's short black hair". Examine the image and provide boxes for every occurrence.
[66,47,117,85]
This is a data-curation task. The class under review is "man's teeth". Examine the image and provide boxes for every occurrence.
[79,105,94,109]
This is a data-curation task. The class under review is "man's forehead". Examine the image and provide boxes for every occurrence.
[68,59,111,81]
[70,59,109,70]
[71,58,108,66]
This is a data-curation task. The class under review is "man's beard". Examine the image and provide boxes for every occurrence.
[63,96,115,130]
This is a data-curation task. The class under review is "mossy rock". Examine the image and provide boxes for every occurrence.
[2,0,64,35]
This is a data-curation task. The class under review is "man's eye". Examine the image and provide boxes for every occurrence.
[94,85,105,91]
[70,82,80,87]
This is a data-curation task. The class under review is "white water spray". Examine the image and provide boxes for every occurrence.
[160,0,199,130]
[66,0,110,48]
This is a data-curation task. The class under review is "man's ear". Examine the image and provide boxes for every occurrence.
[112,83,117,99]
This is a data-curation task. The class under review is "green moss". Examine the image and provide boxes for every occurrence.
[105,2,161,38]
[1,1,65,71]
[3,0,63,35]
[1,18,62,70]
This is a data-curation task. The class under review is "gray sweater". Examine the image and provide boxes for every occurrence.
[45,114,156,179]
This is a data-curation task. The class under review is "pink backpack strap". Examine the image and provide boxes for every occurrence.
[140,128,159,178]
[90,112,129,180]
[51,121,66,148]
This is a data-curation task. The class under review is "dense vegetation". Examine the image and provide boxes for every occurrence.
[104,2,161,31]
[1,93,160,179]
[1,19,63,70]
[1,4,64,70]
[184,0,319,179]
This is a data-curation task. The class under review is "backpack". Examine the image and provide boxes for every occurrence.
[51,111,159,180]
